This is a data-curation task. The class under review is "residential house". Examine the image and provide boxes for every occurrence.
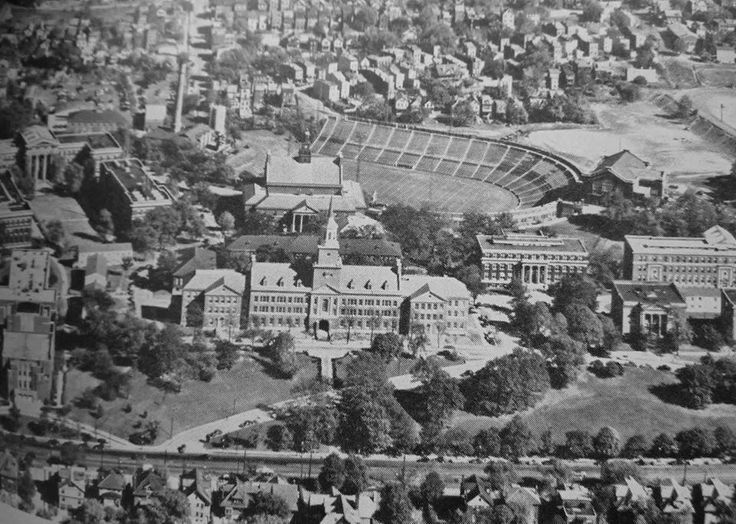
[555,484,597,524]
[96,470,127,508]
[696,478,734,524]
[654,479,694,524]
[180,469,212,524]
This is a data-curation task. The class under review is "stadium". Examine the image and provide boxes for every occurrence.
[311,116,581,217]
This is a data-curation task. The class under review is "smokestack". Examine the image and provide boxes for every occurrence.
[173,10,190,133]
[337,152,343,191]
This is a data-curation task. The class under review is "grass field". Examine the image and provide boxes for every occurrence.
[525,99,732,177]
[342,160,519,214]
[685,87,736,134]
[66,354,318,444]
[453,367,736,442]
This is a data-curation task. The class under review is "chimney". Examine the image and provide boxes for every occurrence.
[396,257,402,287]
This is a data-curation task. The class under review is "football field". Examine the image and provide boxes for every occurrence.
[342,160,520,214]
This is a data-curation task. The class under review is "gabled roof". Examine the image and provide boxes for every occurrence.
[250,262,308,292]
[97,470,126,491]
[402,275,471,301]
[20,125,58,147]
[183,269,245,295]
[133,470,166,497]
[591,149,661,183]
[173,247,217,278]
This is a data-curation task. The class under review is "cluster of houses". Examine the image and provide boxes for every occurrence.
[2,448,735,524]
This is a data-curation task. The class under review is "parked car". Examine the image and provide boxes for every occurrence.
[205,429,223,442]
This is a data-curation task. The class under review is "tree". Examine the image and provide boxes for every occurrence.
[282,401,338,452]
[72,499,106,524]
[713,425,736,456]
[137,323,185,379]
[43,219,66,246]
[218,211,235,236]
[581,0,603,21]
[674,364,714,409]
[413,359,464,432]
[64,162,85,193]
[409,324,429,356]
[550,274,599,312]
[564,304,604,348]
[451,100,478,127]
[343,455,368,495]
[650,433,678,458]
[675,427,715,459]
[462,348,550,417]
[370,332,403,362]
[473,428,501,457]
[593,426,622,460]
[318,453,346,491]
[601,460,642,484]
[564,430,594,459]
[376,483,415,524]
[337,387,393,454]
[129,219,159,253]
[499,416,535,459]
[215,340,239,370]
[621,434,649,458]
[192,182,217,210]
[250,491,291,518]
[266,332,297,378]
[419,22,458,52]
[420,471,444,505]
[97,208,115,239]
[484,461,520,490]
[17,469,36,506]
[505,99,528,124]
[677,95,693,119]
[265,424,293,452]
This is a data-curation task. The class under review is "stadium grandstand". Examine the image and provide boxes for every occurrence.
[312,116,580,211]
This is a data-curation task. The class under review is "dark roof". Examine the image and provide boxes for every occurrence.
[613,281,686,306]
[597,150,647,171]
[97,471,126,491]
[133,470,166,496]
[591,149,661,183]
[227,235,402,258]
[68,109,128,127]
[722,288,736,305]
[173,247,217,278]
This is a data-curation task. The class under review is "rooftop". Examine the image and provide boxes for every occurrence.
[625,226,736,254]
[613,281,686,306]
[228,234,401,259]
[476,231,588,254]
[55,132,120,150]
[101,158,172,203]
[183,269,245,295]
[0,250,57,305]
[266,153,341,188]
[401,274,470,301]
[2,313,54,362]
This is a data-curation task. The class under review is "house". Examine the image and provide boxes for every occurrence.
[615,477,653,519]
[58,476,87,510]
[180,269,246,333]
[555,484,597,524]
[667,23,698,52]
[583,150,665,204]
[611,281,687,337]
[654,479,693,523]
[180,469,212,524]
[217,480,299,521]
[172,247,217,294]
[84,253,108,291]
[96,470,127,508]
[298,487,381,523]
[502,8,516,29]
[696,478,734,524]
[132,469,168,507]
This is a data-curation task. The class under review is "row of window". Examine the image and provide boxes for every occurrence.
[636,255,736,264]
[414,312,443,321]
[208,296,239,304]
[207,306,238,314]
[484,253,586,262]
[254,305,305,314]
[340,307,398,317]
[253,295,305,303]
[637,274,722,285]
[339,318,398,329]
[640,265,722,274]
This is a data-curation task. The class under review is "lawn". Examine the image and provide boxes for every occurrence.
[452,366,736,442]
[65,353,319,444]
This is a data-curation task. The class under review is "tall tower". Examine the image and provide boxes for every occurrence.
[312,198,342,289]
[173,9,190,133]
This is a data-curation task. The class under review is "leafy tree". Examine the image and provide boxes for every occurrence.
[370,332,403,362]
[664,308,693,353]
[714,425,736,456]
[318,453,346,492]
[677,95,693,119]
[564,304,604,347]
[72,499,106,524]
[409,324,429,356]
[650,433,678,458]
[564,430,594,459]
[282,401,338,452]
[0,98,34,139]
[420,471,444,504]
[337,386,393,454]
[594,426,622,460]
[343,455,368,495]
[250,491,291,518]
[266,332,297,378]
[129,219,159,253]
[218,211,235,235]
[376,483,415,524]
[621,434,649,458]
[64,162,85,193]
[265,424,293,452]
[581,0,603,21]
[412,359,464,432]
[43,219,66,246]
[550,274,599,312]
[451,100,477,127]
[356,95,394,122]
[505,99,528,124]
[675,427,715,459]
[499,416,535,459]
[17,469,36,506]
[484,461,520,490]
[192,182,217,210]
[601,460,642,484]
[435,427,474,456]
[97,208,115,239]
[215,340,239,370]
[462,348,550,416]
[137,323,185,379]
[419,22,457,52]
[674,364,714,409]
[542,335,586,389]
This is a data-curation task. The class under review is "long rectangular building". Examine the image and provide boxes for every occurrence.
[476,231,588,289]
[624,226,736,289]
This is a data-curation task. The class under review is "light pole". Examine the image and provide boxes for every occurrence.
[721,103,725,122]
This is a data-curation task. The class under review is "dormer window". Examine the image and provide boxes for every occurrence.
[381,280,388,290]
[347,279,354,289]
[365,280,372,289]
[277,277,284,287]
[260,277,267,286]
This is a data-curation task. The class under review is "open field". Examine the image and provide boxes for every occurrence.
[524,100,732,178]
[65,354,318,444]
[453,366,736,441]
[29,190,102,248]
[342,160,519,214]
[683,87,736,135]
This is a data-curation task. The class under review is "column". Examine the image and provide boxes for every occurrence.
[291,213,296,232]
[524,265,530,283]
[41,154,47,181]
[540,266,546,284]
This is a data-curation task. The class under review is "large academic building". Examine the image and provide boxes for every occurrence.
[476,231,589,289]
[624,226,736,289]
[248,202,470,343]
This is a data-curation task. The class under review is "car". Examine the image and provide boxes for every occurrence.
[205,429,223,442]
[417,456,430,462]
[239,420,256,428]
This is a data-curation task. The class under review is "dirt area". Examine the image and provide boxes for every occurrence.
[681,87,736,134]
[524,99,732,178]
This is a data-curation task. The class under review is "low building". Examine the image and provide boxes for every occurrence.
[84,253,108,291]
[654,479,693,523]
[555,484,597,524]
[180,269,246,334]
[667,23,698,52]
[98,158,175,234]
[611,281,687,337]
[695,478,734,524]
[0,171,34,249]
[58,470,87,510]
[96,470,127,508]
[583,150,665,204]
[217,481,299,522]
[476,231,589,289]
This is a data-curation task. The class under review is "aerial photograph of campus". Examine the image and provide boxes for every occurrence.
[1,0,736,521]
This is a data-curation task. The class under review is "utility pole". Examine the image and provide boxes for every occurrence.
[721,103,725,122]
